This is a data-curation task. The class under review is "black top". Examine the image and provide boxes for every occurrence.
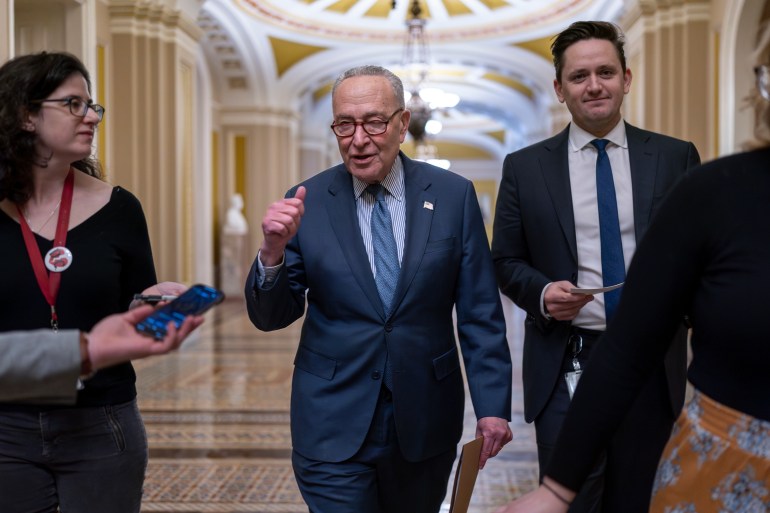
[546,147,770,491]
[0,186,156,408]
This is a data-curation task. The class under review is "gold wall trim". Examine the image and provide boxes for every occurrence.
[486,129,506,144]
[402,141,494,160]
[97,44,107,176]
[327,0,358,14]
[473,178,497,244]
[268,36,328,77]
[365,0,396,18]
[235,135,247,199]
[713,30,719,155]
[181,61,194,282]
[477,0,510,10]
[212,131,221,267]
[313,83,333,103]
[515,35,556,62]
[433,141,494,159]
[441,0,473,16]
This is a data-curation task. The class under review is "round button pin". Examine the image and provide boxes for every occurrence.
[44,246,73,272]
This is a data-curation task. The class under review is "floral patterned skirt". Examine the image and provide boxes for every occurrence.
[650,389,770,513]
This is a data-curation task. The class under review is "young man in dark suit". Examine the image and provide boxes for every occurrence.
[245,65,513,513]
[491,21,700,513]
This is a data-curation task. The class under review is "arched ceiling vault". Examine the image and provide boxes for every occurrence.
[197,0,631,152]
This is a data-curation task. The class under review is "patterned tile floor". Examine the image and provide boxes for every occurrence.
[137,297,537,513]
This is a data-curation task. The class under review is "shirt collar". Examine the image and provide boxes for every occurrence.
[568,119,628,152]
[353,156,405,201]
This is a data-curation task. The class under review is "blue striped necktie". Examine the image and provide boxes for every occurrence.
[591,139,625,322]
[367,184,399,390]
[367,184,400,315]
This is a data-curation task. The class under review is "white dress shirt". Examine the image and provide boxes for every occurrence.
[543,120,637,330]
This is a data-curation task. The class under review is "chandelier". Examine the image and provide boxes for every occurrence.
[402,0,430,93]
[399,0,456,169]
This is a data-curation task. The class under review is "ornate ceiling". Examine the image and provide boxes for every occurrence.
[198,0,630,157]
[236,0,606,43]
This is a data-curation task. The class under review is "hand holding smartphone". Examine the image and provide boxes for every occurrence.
[135,284,225,340]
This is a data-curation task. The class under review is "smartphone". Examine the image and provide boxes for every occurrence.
[133,294,178,305]
[135,284,225,340]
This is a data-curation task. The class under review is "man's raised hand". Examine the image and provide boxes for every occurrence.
[260,186,306,266]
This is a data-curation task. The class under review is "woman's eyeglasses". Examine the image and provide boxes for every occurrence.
[32,96,105,121]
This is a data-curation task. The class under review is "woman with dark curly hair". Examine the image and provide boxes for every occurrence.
[0,51,175,513]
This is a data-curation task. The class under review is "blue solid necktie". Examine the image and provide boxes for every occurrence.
[367,184,400,390]
[591,139,625,322]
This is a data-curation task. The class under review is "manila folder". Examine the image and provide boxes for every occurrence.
[448,436,484,513]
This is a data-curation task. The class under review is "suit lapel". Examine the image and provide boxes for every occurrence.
[393,155,434,316]
[325,166,385,317]
[541,127,578,263]
[626,123,656,242]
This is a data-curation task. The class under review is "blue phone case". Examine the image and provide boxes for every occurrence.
[135,284,224,340]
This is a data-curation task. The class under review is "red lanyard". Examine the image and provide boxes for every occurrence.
[17,168,75,331]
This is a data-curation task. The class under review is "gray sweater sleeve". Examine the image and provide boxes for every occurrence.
[0,329,80,403]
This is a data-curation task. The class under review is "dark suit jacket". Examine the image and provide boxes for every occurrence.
[492,123,700,423]
[246,152,512,463]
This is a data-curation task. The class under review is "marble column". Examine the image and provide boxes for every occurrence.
[622,0,712,158]
[107,0,204,283]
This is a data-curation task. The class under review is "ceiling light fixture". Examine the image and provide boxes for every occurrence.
[400,0,453,169]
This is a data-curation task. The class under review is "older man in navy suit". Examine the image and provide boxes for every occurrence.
[492,21,700,513]
[245,65,513,513]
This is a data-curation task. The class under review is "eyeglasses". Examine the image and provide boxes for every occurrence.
[756,65,770,102]
[32,96,105,121]
[330,109,403,137]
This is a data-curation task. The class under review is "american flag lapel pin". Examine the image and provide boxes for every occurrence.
[423,201,434,210]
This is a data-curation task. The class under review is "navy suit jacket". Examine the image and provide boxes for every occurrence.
[492,123,700,423]
[246,153,512,463]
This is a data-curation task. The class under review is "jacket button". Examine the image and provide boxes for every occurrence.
[371,371,382,380]
[384,323,393,332]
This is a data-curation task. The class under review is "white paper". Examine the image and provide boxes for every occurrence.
[570,282,624,295]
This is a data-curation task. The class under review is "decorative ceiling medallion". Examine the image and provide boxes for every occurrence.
[236,0,594,43]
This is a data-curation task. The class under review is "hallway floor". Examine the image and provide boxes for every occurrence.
[136,298,537,512]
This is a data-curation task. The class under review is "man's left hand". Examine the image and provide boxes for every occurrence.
[475,417,513,469]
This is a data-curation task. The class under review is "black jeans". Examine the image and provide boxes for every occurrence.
[0,398,148,513]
